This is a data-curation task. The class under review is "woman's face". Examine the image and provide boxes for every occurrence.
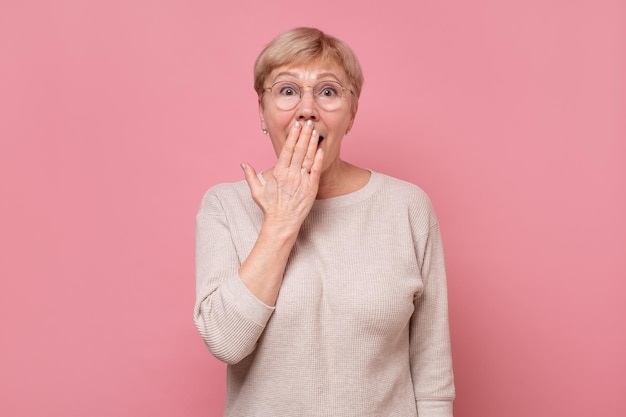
[259,60,356,172]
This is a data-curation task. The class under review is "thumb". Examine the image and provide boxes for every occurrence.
[241,162,262,196]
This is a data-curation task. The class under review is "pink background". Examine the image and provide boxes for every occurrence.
[1,0,624,416]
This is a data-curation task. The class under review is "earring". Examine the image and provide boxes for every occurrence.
[262,129,268,135]
[345,130,350,136]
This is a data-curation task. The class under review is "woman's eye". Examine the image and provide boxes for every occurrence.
[279,85,298,96]
[319,86,338,97]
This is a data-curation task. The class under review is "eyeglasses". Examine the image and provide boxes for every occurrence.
[263,80,353,111]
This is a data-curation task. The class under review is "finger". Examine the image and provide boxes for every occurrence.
[301,128,319,171]
[291,120,314,169]
[241,162,262,198]
[309,147,324,179]
[276,121,301,169]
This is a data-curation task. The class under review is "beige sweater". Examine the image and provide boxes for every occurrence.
[195,171,455,416]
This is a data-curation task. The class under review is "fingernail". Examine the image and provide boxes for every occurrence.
[312,129,317,138]
[240,163,246,171]
[306,120,313,127]
[294,121,300,128]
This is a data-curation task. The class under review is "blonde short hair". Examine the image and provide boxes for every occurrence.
[254,27,364,112]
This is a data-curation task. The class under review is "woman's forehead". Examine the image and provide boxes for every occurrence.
[269,60,347,82]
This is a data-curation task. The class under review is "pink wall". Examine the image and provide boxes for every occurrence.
[1,1,624,416]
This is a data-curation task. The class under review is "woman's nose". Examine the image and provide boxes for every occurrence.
[296,89,318,121]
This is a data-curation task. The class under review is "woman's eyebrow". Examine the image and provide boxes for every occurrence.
[314,72,341,80]
[273,71,341,82]
[273,71,299,80]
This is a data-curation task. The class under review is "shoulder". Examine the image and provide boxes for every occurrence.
[374,172,435,211]
[201,180,249,201]
[369,172,440,234]
[198,180,252,216]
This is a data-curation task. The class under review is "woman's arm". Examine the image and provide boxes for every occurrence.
[194,120,322,364]
[238,120,323,306]
[194,192,275,364]
[410,222,456,416]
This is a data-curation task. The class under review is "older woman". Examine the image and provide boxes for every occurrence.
[195,27,455,416]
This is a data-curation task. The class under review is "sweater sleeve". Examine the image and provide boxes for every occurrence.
[194,189,275,364]
[410,222,456,416]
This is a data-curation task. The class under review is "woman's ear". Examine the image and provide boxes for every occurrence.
[258,101,267,133]
[347,103,358,134]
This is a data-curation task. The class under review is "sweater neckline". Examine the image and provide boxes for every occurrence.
[312,170,381,210]
[258,170,382,211]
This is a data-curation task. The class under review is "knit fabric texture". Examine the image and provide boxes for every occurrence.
[195,171,455,417]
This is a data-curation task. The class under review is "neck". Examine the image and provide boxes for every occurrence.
[261,160,370,200]
[316,160,370,199]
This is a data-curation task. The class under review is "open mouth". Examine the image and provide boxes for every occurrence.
[318,135,324,145]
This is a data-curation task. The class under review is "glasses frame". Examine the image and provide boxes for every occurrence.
[262,80,354,111]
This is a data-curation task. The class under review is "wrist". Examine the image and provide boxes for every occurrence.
[260,216,301,243]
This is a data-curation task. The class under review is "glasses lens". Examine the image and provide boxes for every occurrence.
[271,82,300,110]
[269,81,348,111]
[313,81,344,111]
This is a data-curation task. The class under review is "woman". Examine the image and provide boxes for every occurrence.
[195,27,455,416]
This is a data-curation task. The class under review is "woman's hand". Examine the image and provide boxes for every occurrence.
[238,120,323,305]
[242,120,324,232]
